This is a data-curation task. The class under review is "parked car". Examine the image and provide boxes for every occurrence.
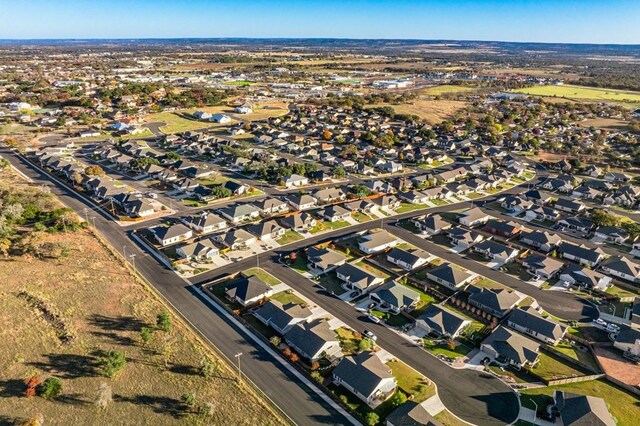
[363,330,377,341]
[367,313,381,324]
[148,192,158,199]
[594,318,607,327]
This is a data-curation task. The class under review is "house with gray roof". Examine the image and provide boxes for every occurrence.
[247,220,286,241]
[557,242,606,267]
[218,203,261,223]
[386,247,430,271]
[176,239,219,261]
[416,304,470,338]
[313,187,346,204]
[286,193,318,211]
[225,275,272,307]
[254,197,290,216]
[458,207,492,227]
[559,264,611,291]
[318,204,351,222]
[599,255,640,282]
[213,228,257,250]
[411,214,451,235]
[481,325,540,368]
[473,240,519,264]
[520,230,563,253]
[387,401,443,426]
[468,286,522,318]
[553,391,615,426]
[507,307,566,345]
[254,300,312,334]
[152,223,193,247]
[306,246,348,275]
[332,352,397,406]
[279,212,317,232]
[336,263,385,293]
[181,212,227,234]
[522,253,565,279]
[426,263,474,290]
[284,319,342,361]
[447,227,484,249]
[370,281,420,313]
[358,230,399,254]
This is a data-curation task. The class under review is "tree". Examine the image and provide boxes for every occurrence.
[181,392,196,407]
[165,152,181,161]
[269,336,282,347]
[95,382,112,409]
[199,356,217,378]
[310,371,323,384]
[24,375,41,398]
[322,128,332,140]
[209,185,233,199]
[358,338,372,353]
[85,165,105,176]
[19,414,44,426]
[157,310,172,332]
[365,412,379,426]
[389,391,407,407]
[590,210,621,227]
[100,350,127,378]
[39,377,62,399]
[290,353,299,363]
[140,327,153,344]
[333,167,346,179]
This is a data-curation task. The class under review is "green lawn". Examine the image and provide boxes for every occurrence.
[514,84,640,104]
[196,175,230,186]
[270,290,306,306]
[434,410,469,426]
[309,220,351,234]
[355,261,390,279]
[145,111,217,134]
[551,344,600,372]
[319,273,347,295]
[529,351,591,381]
[472,277,509,290]
[605,284,640,299]
[289,256,309,273]
[520,379,640,426]
[467,192,484,199]
[335,327,363,355]
[279,230,304,245]
[243,267,282,286]
[352,212,372,223]
[423,339,472,358]
[431,198,450,206]
[396,202,429,213]
[182,198,208,207]
[387,359,436,403]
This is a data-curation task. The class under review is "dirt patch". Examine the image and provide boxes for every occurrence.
[594,346,640,387]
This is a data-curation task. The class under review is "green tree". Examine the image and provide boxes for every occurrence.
[590,210,621,227]
[358,338,372,353]
[100,350,127,378]
[365,412,379,426]
[389,391,407,407]
[333,167,346,179]
[181,392,196,407]
[140,327,153,344]
[39,377,62,399]
[85,165,105,176]
[200,356,217,378]
[157,310,172,332]
[165,152,181,161]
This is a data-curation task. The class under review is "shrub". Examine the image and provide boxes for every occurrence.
[156,310,172,332]
[365,412,379,426]
[39,377,62,399]
[140,327,153,344]
[100,350,127,378]
[181,392,196,407]
[269,336,281,347]
[24,375,41,398]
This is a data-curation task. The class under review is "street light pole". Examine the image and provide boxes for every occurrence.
[234,352,243,382]
[123,245,127,258]
[531,400,538,422]
[130,254,136,272]
[91,216,97,228]
[609,303,616,318]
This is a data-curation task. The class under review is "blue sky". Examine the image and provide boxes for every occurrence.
[0,0,638,43]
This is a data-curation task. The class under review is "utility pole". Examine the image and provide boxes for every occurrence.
[83,208,89,223]
[130,254,136,272]
[123,245,127,258]
[234,352,243,383]
[91,216,97,228]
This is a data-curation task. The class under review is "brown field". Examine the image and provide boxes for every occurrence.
[0,172,282,425]
[366,98,468,125]
[577,118,630,131]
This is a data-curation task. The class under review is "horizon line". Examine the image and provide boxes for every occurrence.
[0,36,639,47]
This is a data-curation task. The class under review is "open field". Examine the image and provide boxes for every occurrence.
[418,85,477,96]
[514,84,640,105]
[0,170,281,425]
[366,99,468,124]
[520,379,640,426]
[577,118,631,131]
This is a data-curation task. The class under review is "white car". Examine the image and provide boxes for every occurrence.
[363,330,377,341]
[367,314,381,324]
[606,324,620,333]
[148,192,158,199]
[594,318,607,327]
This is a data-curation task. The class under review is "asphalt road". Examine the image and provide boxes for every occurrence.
[1,147,353,426]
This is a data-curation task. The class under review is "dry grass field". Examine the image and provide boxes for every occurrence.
[367,98,467,125]
[0,170,283,425]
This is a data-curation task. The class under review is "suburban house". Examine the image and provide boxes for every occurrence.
[507,307,566,345]
[152,223,193,247]
[284,319,342,361]
[176,238,219,261]
[614,326,640,358]
[557,216,594,234]
[599,255,640,282]
[484,219,523,239]
[254,197,290,216]
[468,286,522,318]
[218,204,261,224]
[524,189,552,205]
[447,227,484,249]
[604,172,631,183]
[286,194,318,211]
[345,199,378,214]
[481,325,540,368]
[318,204,352,222]
[370,281,420,313]
[411,214,452,235]
[386,247,430,271]
[458,207,492,227]
[332,352,397,406]
[254,300,312,334]
[225,275,272,307]
[247,220,286,241]
[306,246,348,275]
[335,263,385,293]
[557,242,606,268]
[123,199,156,218]
[522,253,565,280]
[520,230,562,253]
[387,401,443,426]
[426,263,474,290]
[559,264,612,291]
[313,187,346,204]
[473,240,520,264]
[415,304,471,338]
[555,197,586,214]
[373,195,401,210]
[500,195,534,214]
[525,205,561,222]
[552,391,616,426]
[282,174,309,188]
[279,212,317,232]
[181,212,228,234]
[213,228,257,250]
[593,226,630,244]
[358,230,399,254]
